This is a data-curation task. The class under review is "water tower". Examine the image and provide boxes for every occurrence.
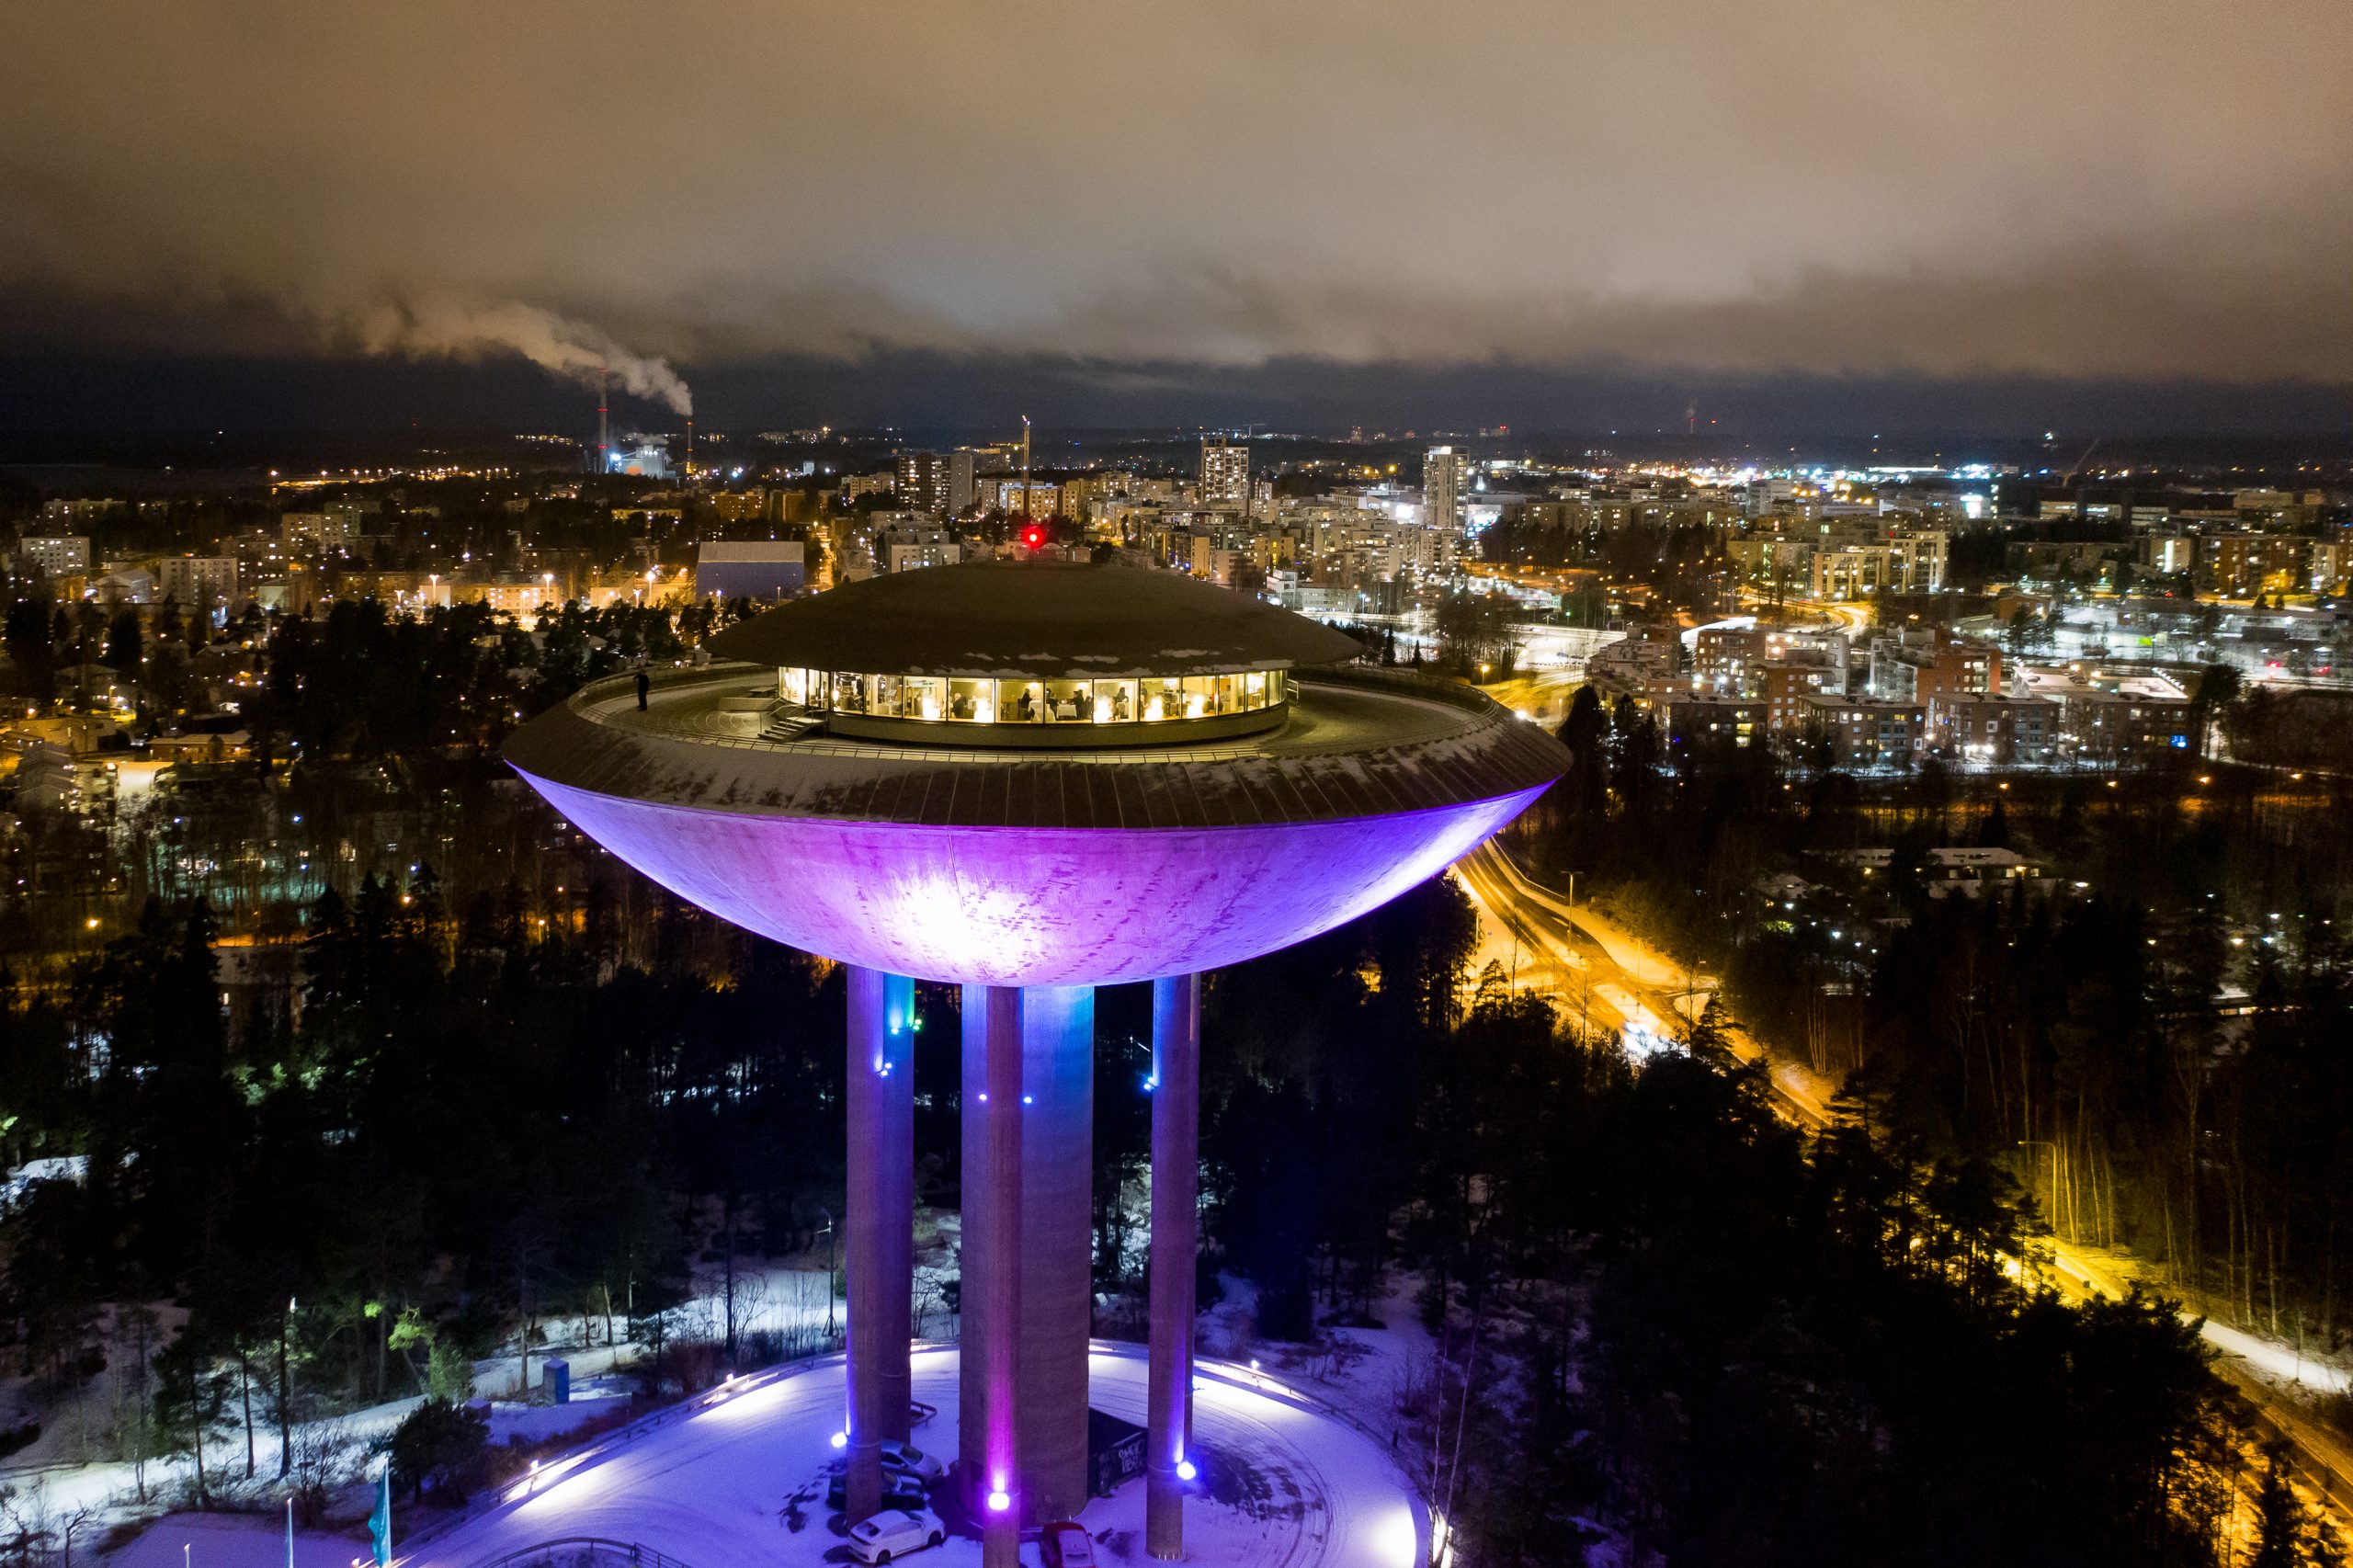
[506,560,1565,1563]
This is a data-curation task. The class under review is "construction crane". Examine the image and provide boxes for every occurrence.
[2059,437,2099,485]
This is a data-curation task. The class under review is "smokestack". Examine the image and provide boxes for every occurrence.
[686,416,694,481]
[597,369,610,475]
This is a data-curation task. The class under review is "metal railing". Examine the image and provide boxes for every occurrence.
[468,1536,699,1568]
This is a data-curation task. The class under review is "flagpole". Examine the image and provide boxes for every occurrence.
[369,1465,393,1568]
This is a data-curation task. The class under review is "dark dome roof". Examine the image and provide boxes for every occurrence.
[705,559,1366,680]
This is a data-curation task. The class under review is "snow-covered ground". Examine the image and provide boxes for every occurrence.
[410,1345,1428,1568]
[1197,1274,1439,1457]
[0,1256,847,1546]
[99,1511,371,1568]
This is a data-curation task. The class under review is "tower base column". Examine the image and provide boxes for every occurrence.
[1019,986,1095,1525]
[844,967,914,1523]
[979,987,1026,1568]
[1146,972,1200,1560]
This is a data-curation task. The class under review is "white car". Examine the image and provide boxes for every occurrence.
[847,1506,946,1563]
[879,1437,947,1482]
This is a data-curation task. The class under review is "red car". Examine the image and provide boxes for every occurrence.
[1039,1520,1095,1568]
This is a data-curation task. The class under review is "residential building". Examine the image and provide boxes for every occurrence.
[895,451,953,517]
[880,522,961,574]
[949,449,979,517]
[2202,534,2308,598]
[1890,528,1949,592]
[157,555,240,614]
[1759,662,1844,733]
[1424,446,1468,532]
[1798,693,1926,768]
[1867,631,2000,707]
[16,536,90,576]
[1926,692,2059,765]
[1725,535,1815,586]
[1660,695,1768,749]
[1811,545,1894,599]
[2312,540,2352,596]
[2019,668,2194,759]
[1840,846,2045,898]
[992,479,1064,518]
[1199,441,1250,507]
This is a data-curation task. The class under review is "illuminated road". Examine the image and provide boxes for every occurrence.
[1458,841,2353,1522]
[1734,588,1870,637]
[409,1346,1428,1568]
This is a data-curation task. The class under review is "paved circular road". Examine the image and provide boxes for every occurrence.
[412,1346,1427,1568]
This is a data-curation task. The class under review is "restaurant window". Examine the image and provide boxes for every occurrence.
[1094,678,1138,723]
[1142,677,1183,722]
[904,676,945,722]
[948,677,995,722]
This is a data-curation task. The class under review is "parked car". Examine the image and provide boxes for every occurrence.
[847,1507,947,1564]
[827,1468,928,1511]
[879,1437,947,1482]
[1040,1520,1095,1567]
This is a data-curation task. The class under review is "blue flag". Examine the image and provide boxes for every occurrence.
[369,1468,392,1567]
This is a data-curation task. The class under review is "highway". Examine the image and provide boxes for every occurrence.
[1453,841,2353,1526]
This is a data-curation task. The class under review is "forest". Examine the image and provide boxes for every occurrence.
[0,840,2337,1562]
[1533,679,2353,1412]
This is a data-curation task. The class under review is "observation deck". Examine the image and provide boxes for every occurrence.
[504,562,1568,987]
[504,661,1565,831]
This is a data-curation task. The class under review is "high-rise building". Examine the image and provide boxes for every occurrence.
[1199,440,1249,507]
[949,449,979,517]
[1424,446,1469,532]
[895,451,952,517]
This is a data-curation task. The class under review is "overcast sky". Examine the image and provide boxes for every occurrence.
[6,0,2350,427]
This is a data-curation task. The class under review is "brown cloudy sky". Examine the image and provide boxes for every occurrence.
[6,0,2351,392]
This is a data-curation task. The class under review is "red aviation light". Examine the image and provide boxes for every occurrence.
[1020,523,1050,551]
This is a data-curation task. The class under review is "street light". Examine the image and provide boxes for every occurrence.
[817,1209,836,1339]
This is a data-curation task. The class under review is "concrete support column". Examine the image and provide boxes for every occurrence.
[956,984,994,1514]
[1146,972,1200,1560]
[844,966,915,1523]
[1018,986,1095,1525]
[978,986,1026,1568]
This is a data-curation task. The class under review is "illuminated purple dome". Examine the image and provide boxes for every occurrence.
[505,562,1566,987]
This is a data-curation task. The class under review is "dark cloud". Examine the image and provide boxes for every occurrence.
[5,0,2349,395]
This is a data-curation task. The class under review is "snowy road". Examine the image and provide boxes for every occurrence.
[411,1346,1427,1568]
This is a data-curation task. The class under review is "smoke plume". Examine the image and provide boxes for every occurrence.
[6,1,2351,394]
[356,298,692,416]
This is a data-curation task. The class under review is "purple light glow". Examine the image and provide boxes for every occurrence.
[514,774,1546,987]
